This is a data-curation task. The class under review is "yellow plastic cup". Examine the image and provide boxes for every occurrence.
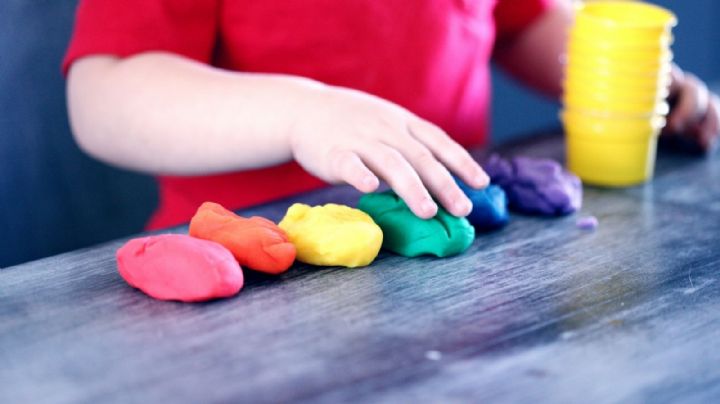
[574,1,677,35]
[564,77,671,95]
[561,109,665,186]
[564,79,671,97]
[563,87,668,108]
[571,25,673,48]
[561,109,666,141]
[563,95,668,115]
[568,39,671,62]
[564,68,671,90]
[566,134,659,186]
[563,83,669,104]
[565,48,673,72]
[566,55,672,78]
[575,1,677,27]
[567,49,671,71]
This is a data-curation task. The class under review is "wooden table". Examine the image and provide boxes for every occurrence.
[2,135,719,403]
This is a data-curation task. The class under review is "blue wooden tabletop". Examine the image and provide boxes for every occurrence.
[1,134,718,404]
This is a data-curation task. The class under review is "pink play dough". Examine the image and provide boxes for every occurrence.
[116,234,244,302]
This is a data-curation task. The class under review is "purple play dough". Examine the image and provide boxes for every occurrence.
[484,154,582,216]
[576,216,599,230]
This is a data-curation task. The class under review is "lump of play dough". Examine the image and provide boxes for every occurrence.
[278,203,383,267]
[455,178,509,230]
[576,215,599,230]
[358,190,475,257]
[189,202,296,274]
[116,234,243,302]
[484,154,582,216]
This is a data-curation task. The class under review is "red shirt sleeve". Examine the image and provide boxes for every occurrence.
[62,0,220,75]
[494,0,556,41]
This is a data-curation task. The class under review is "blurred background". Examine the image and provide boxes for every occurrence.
[1,0,718,267]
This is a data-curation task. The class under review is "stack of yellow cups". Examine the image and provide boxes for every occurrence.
[561,1,676,186]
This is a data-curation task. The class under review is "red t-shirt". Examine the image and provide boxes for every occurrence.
[63,0,552,230]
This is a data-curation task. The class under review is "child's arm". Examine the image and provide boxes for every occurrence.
[67,53,488,219]
[493,0,573,98]
[494,0,719,152]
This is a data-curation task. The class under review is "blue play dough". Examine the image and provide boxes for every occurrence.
[455,178,509,230]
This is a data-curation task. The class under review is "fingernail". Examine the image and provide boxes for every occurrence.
[455,198,472,215]
[475,173,490,187]
[362,176,376,188]
[421,200,437,216]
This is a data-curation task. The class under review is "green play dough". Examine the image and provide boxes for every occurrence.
[358,190,475,257]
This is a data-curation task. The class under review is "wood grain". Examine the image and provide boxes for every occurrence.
[1,135,719,404]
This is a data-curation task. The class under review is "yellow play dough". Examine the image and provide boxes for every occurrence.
[278,203,383,267]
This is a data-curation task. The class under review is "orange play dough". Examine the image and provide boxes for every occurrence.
[189,202,296,274]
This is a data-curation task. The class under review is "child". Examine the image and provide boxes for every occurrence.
[64,0,719,230]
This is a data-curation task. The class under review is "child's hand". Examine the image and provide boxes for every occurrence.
[288,85,490,219]
[664,64,720,153]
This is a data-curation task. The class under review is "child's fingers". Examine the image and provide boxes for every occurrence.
[698,94,720,152]
[668,73,709,134]
[328,149,379,193]
[359,144,438,219]
[386,136,472,217]
[407,119,489,189]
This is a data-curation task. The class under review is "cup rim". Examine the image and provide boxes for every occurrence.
[564,60,672,77]
[568,38,672,54]
[565,66,671,80]
[566,132,661,147]
[566,49,674,64]
[563,95,668,111]
[563,99,670,115]
[575,1,677,29]
[564,76,671,90]
[562,88,669,103]
[561,107,668,122]
[564,84,669,97]
[571,23,675,42]
[561,113,665,143]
